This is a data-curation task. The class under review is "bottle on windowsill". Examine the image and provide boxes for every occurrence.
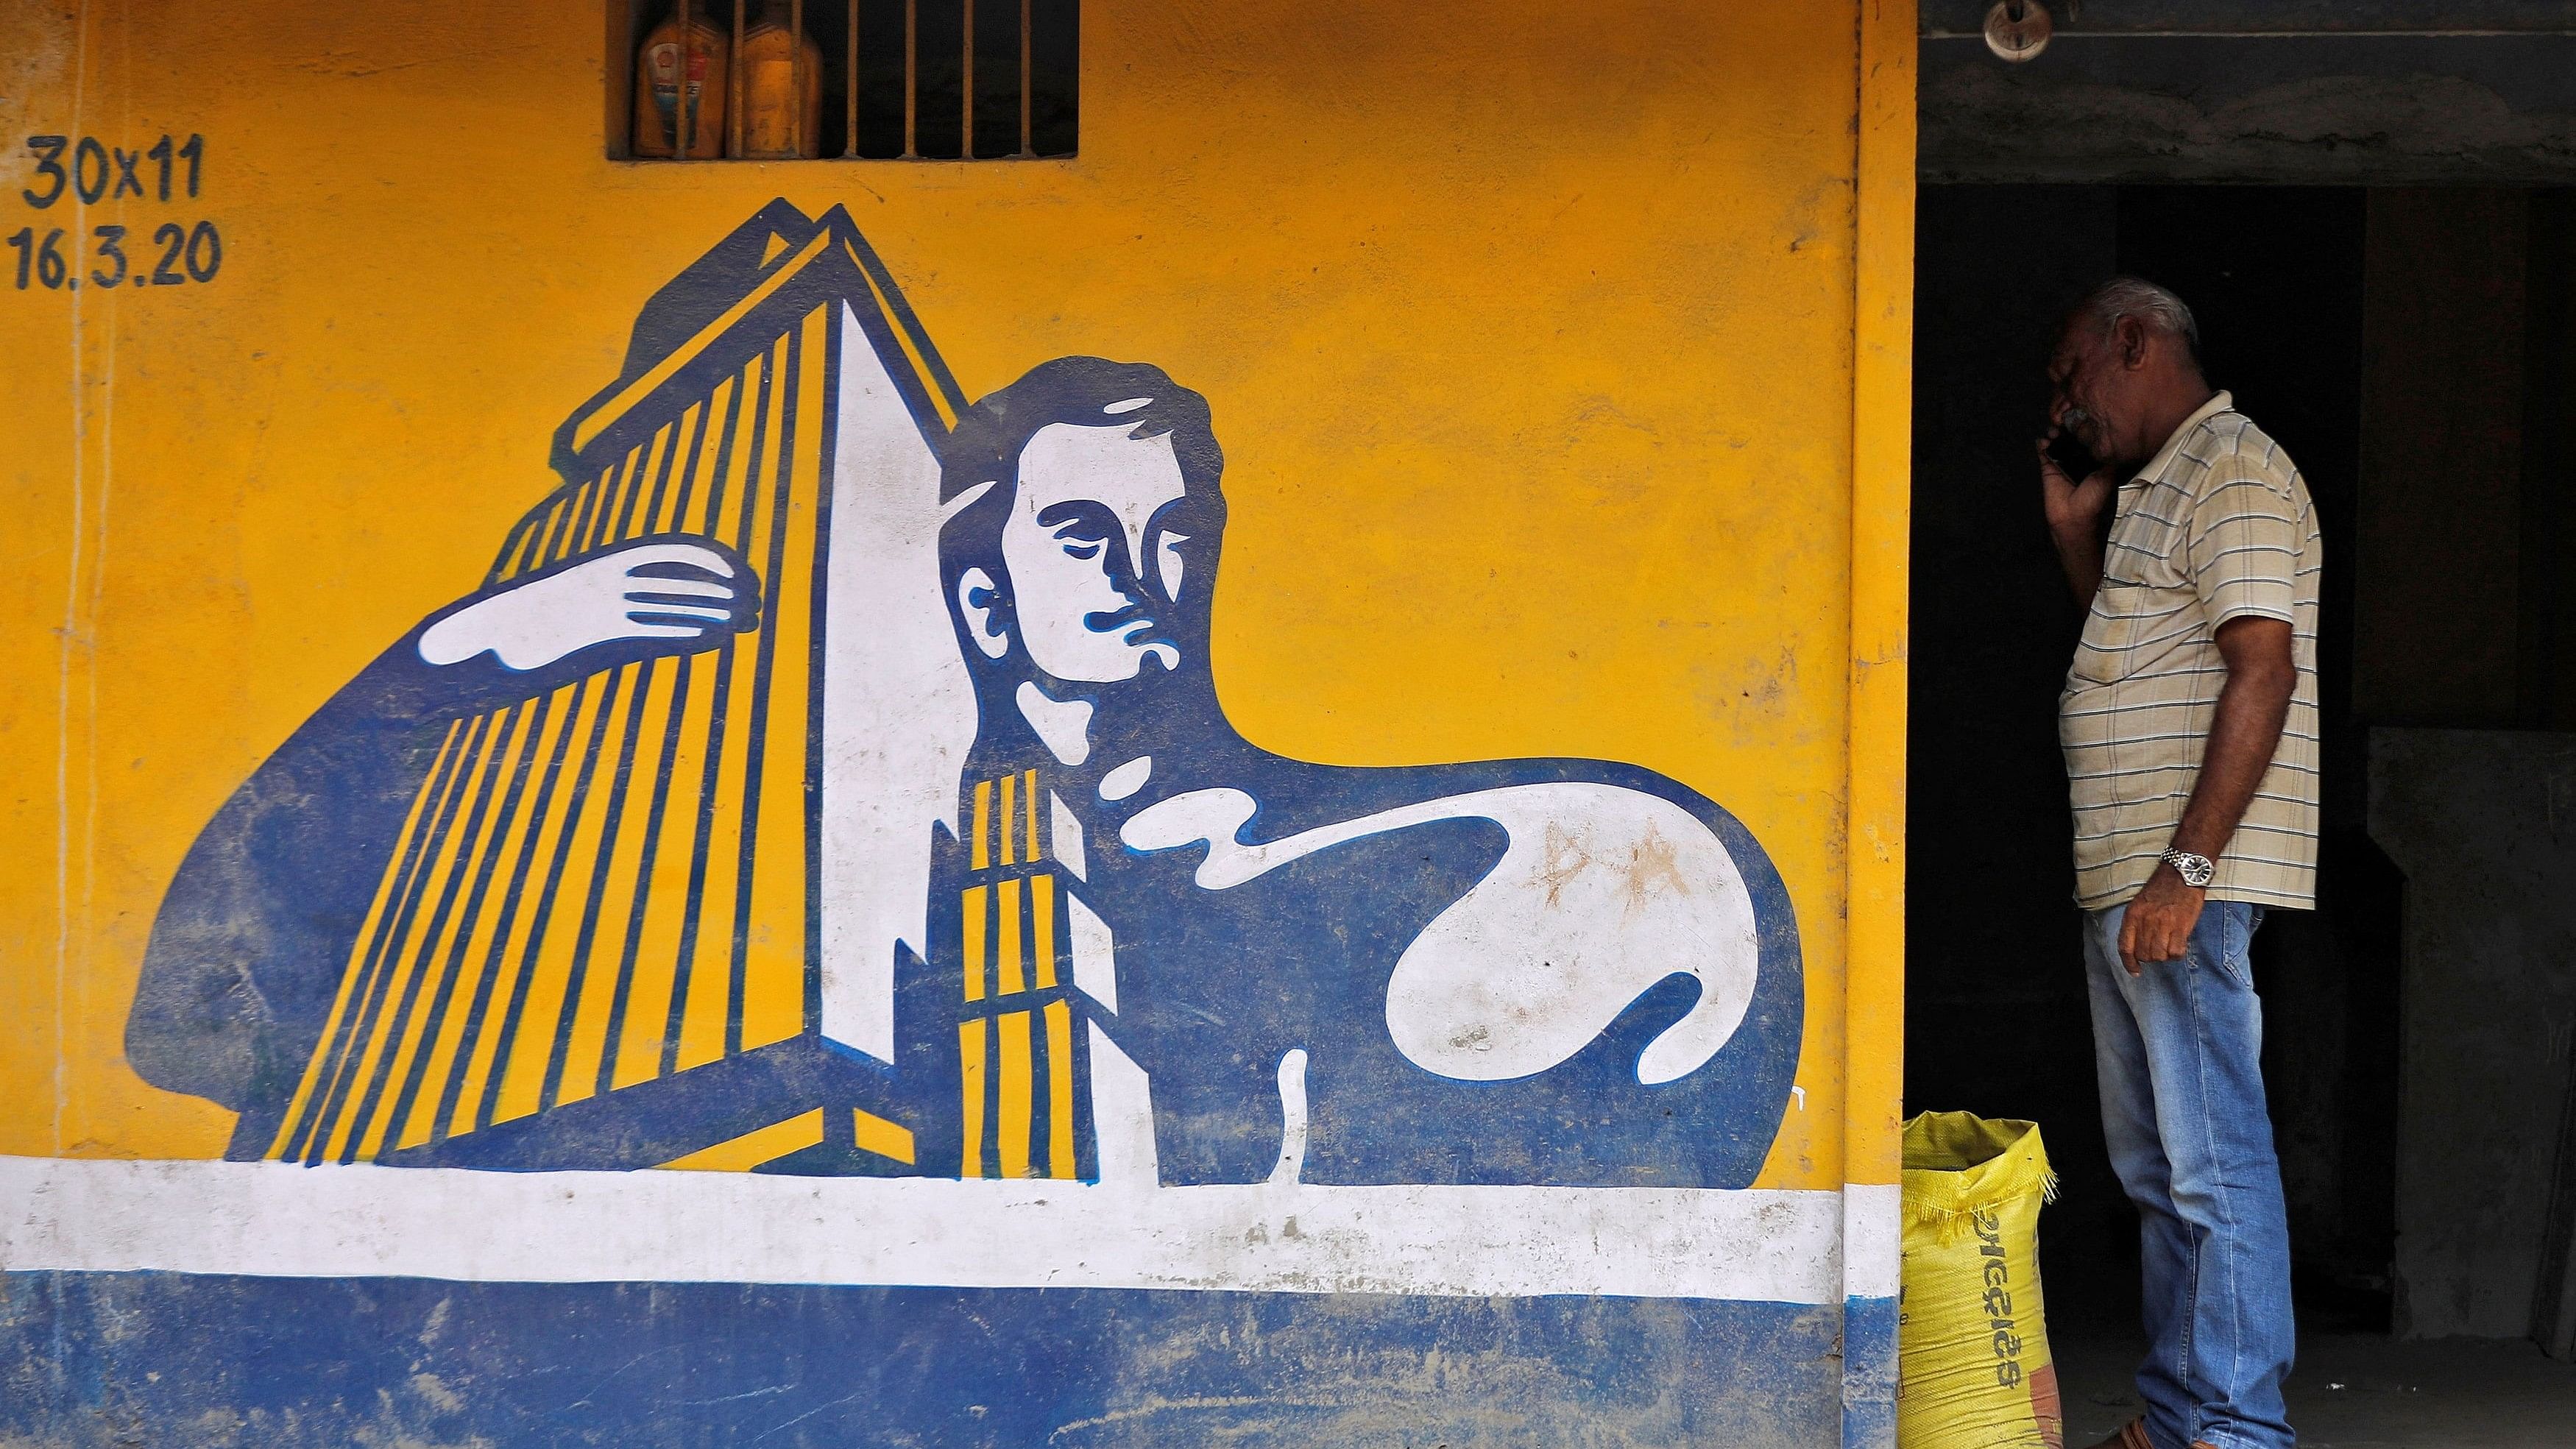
[633,4,729,160]
[734,0,827,160]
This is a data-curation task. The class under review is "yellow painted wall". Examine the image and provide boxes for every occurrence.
[1,0,1908,1189]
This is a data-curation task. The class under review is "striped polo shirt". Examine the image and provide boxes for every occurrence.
[2061,391,2322,910]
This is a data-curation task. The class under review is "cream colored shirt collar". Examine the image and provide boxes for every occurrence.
[2130,389,2233,484]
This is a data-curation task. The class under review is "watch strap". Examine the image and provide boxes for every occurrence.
[2159,847,2216,888]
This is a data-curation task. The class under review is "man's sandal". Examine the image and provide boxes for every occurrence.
[2088,1420,2220,1449]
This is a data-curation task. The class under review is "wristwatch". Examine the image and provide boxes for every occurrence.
[2159,847,2216,888]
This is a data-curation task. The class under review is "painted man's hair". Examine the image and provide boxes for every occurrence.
[938,355,1225,511]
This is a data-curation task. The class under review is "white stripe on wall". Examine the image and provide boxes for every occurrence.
[1842,1181,1901,1300]
[0,1156,1858,1305]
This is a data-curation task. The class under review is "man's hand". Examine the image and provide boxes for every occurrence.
[2121,615,2297,976]
[2037,431,2115,531]
[418,537,760,673]
[2117,863,2205,975]
[2038,431,2116,604]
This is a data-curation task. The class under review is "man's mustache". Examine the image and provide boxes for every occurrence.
[1086,603,1162,637]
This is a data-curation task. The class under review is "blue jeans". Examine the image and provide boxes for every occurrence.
[2084,900,2296,1449]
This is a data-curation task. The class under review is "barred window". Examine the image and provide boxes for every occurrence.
[612,0,1077,161]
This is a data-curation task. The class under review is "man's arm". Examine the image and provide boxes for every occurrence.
[128,538,762,1128]
[2037,434,2115,606]
[2115,614,2297,973]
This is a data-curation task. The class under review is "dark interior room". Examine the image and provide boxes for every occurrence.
[1906,182,2576,1345]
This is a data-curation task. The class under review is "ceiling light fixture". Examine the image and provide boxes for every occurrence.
[1984,0,2053,62]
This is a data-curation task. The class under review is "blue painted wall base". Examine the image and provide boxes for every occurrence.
[1841,1293,1900,1449]
[4,1272,1844,1446]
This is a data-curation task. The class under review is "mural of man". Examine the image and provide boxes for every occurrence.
[902,357,1805,1188]
[127,206,1801,1191]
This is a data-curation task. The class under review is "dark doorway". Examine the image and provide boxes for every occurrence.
[1905,184,2400,1333]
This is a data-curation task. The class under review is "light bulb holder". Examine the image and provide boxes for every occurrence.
[1984,0,2053,63]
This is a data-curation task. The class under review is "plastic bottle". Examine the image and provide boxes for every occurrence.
[735,0,827,160]
[634,4,730,160]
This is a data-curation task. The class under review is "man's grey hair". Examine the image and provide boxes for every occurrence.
[2070,276,2200,361]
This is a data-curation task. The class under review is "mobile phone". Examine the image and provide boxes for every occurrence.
[2045,428,2101,481]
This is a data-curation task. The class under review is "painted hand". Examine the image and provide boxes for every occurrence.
[417,537,760,673]
[2117,862,2206,976]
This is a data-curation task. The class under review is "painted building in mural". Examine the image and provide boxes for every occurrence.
[1,1,1912,1442]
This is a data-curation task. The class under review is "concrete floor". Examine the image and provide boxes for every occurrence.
[2053,1331,2576,1448]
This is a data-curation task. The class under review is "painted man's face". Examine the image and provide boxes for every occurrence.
[1000,422,1194,684]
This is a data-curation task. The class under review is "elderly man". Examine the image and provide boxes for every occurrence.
[2040,278,2319,1449]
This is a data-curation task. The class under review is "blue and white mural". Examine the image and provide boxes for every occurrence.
[0,197,1855,1444]
[127,200,1802,1195]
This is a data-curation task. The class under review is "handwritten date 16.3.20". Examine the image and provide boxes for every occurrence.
[9,222,221,291]
[10,133,218,292]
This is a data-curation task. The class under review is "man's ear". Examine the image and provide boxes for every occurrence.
[2117,315,2152,369]
[956,566,1011,659]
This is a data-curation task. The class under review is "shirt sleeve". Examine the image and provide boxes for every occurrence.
[2187,456,2301,627]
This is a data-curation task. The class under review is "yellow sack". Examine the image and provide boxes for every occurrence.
[1898,1113,2064,1449]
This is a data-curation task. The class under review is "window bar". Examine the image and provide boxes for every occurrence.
[962,0,974,157]
[1017,0,1033,157]
[902,0,919,159]
[676,0,696,160]
[790,0,805,158]
[728,0,747,159]
[846,0,860,159]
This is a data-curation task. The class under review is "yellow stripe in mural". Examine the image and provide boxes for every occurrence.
[492,502,545,583]
[602,433,655,547]
[662,383,732,534]
[397,700,562,1150]
[554,665,670,1108]
[970,777,992,871]
[605,444,644,543]
[674,686,751,1074]
[607,656,696,1091]
[958,1018,989,1178]
[490,675,627,1125]
[366,701,543,1157]
[323,710,509,1162]
[325,714,494,1153]
[998,770,1017,866]
[640,403,703,535]
[570,227,832,454]
[676,339,788,1072]
[848,241,959,432]
[959,884,988,1003]
[447,683,595,1138]
[997,1009,1034,1179]
[632,420,680,538]
[665,659,737,1075]
[740,306,828,1054]
[1030,874,1058,991]
[995,877,1025,996]
[657,1108,826,1172]
[665,390,715,532]
[1023,769,1040,863]
[854,1108,917,1165]
[1044,998,1075,1180]
[266,720,464,1160]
